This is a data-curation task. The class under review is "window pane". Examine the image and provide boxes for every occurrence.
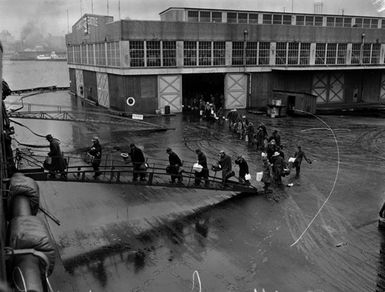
[315,16,323,26]
[288,42,299,65]
[228,12,237,23]
[258,42,270,65]
[326,43,337,64]
[273,14,282,25]
[335,17,343,27]
[283,15,292,25]
[146,41,160,67]
[371,19,378,28]
[212,12,222,23]
[130,41,144,67]
[354,18,362,27]
[232,41,244,65]
[249,13,258,24]
[276,42,287,65]
[238,13,248,23]
[184,41,197,66]
[246,42,258,65]
[162,41,176,67]
[188,11,198,22]
[327,17,334,27]
[263,14,272,24]
[199,11,210,22]
[296,16,304,25]
[351,43,361,64]
[362,43,371,63]
[213,42,225,65]
[315,43,326,64]
[305,16,314,26]
[299,43,310,65]
[343,18,352,27]
[372,43,381,64]
[337,43,347,64]
[199,41,211,66]
[363,18,371,28]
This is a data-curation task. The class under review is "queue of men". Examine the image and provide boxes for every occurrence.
[44,109,311,192]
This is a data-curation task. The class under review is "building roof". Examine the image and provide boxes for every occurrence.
[159,6,385,20]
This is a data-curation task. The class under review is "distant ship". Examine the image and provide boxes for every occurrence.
[36,51,67,61]
[10,50,67,61]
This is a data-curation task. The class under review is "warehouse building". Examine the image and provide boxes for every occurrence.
[66,7,385,114]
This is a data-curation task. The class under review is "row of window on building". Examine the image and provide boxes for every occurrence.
[186,10,383,29]
[67,41,383,67]
[68,42,120,66]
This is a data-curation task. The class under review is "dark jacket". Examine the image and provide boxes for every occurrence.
[235,158,249,177]
[129,146,145,165]
[219,154,232,173]
[168,151,182,167]
[272,155,285,176]
[88,142,102,164]
[197,152,208,169]
[294,150,310,166]
[48,138,65,171]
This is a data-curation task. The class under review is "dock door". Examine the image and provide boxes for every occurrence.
[224,73,247,109]
[158,75,182,113]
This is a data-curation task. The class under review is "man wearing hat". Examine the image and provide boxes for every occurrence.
[129,143,147,182]
[88,136,102,178]
[218,150,234,186]
[166,147,183,184]
[293,145,312,179]
[46,134,66,178]
[235,155,250,185]
[272,151,285,186]
[194,149,209,187]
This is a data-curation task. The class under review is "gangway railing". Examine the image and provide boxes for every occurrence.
[16,152,258,193]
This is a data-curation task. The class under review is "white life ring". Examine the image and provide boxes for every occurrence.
[126,97,135,106]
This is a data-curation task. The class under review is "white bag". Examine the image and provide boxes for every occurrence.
[256,172,263,182]
[193,163,203,173]
[288,157,296,163]
[245,173,251,181]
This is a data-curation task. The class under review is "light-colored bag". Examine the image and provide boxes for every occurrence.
[245,135,249,142]
[245,173,251,181]
[288,157,296,163]
[256,172,263,182]
[193,163,203,173]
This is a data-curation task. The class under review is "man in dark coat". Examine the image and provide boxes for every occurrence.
[88,136,102,178]
[235,155,250,185]
[46,134,66,178]
[129,143,146,181]
[293,145,312,179]
[272,151,285,186]
[194,149,209,186]
[218,150,234,186]
[166,147,183,184]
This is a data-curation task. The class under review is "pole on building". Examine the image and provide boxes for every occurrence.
[119,0,121,19]
[91,0,94,13]
[107,0,109,15]
[292,0,294,12]
[67,9,69,33]
[80,0,83,16]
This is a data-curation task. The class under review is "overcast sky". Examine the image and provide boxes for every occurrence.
[0,0,383,38]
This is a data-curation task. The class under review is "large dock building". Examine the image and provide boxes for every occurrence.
[66,7,385,114]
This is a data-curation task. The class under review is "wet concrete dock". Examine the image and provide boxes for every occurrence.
[8,91,385,291]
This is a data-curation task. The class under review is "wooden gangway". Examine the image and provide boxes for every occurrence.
[16,151,258,194]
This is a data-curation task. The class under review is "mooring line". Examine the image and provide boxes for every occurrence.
[290,109,341,247]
